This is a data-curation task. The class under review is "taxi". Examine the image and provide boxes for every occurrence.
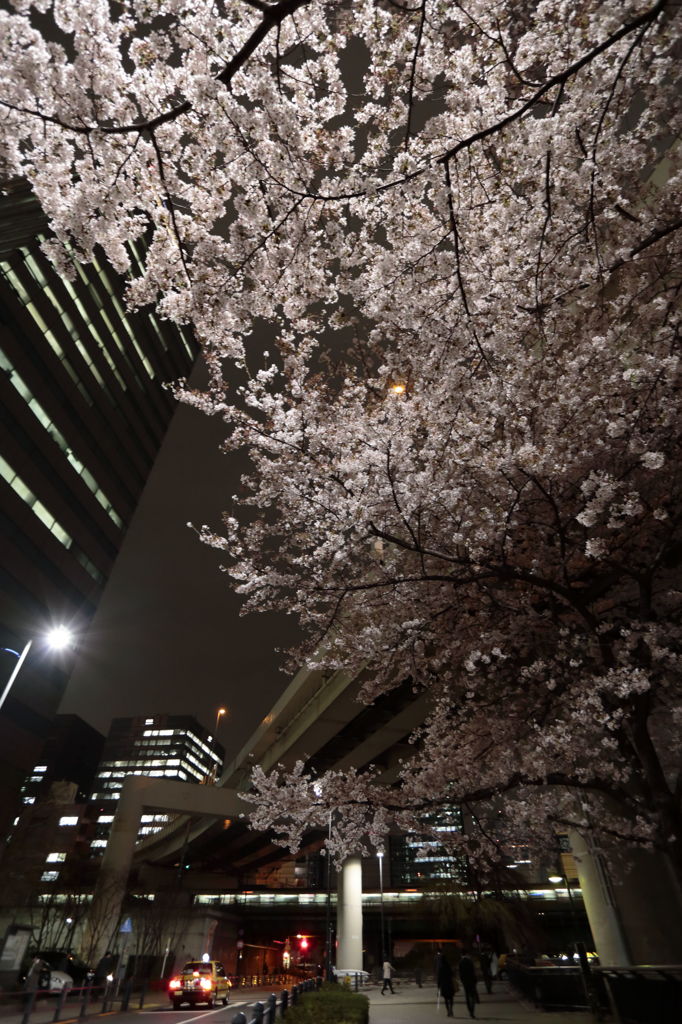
[168,960,231,1009]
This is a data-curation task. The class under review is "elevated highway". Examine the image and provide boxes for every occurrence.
[131,662,431,875]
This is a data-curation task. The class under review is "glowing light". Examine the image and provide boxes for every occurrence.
[389,383,406,395]
[46,626,73,650]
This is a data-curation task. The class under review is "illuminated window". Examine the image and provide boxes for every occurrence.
[41,871,60,882]
[59,817,79,826]
[0,454,73,549]
[46,852,66,863]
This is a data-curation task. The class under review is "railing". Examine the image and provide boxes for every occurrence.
[0,976,322,1024]
[230,978,320,1024]
[595,965,682,1024]
[0,978,161,1024]
[506,963,595,1011]
[506,961,682,1023]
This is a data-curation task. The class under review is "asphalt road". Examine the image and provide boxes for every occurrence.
[0,992,272,1024]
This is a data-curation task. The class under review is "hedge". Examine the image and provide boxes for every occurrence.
[283,984,369,1024]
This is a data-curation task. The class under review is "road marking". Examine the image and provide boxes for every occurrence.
[142,1005,242,1021]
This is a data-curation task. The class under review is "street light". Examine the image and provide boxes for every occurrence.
[548,872,579,955]
[0,626,74,713]
[215,706,227,735]
[377,851,386,963]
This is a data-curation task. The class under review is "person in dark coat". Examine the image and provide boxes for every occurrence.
[93,952,115,988]
[437,955,456,1017]
[458,951,479,1019]
[480,948,493,993]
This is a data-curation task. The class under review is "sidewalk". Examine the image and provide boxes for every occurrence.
[366,982,594,1023]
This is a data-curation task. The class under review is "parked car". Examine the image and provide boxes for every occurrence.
[23,957,73,994]
[168,960,231,1009]
[33,951,93,987]
[333,968,369,986]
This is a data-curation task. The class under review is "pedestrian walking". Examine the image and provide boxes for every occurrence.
[458,951,479,1019]
[437,955,456,1017]
[93,951,115,988]
[381,959,395,994]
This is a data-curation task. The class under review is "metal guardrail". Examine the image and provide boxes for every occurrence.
[595,965,682,1024]
[0,977,322,1024]
[506,961,682,1023]
[230,978,320,1024]
[0,979,157,1024]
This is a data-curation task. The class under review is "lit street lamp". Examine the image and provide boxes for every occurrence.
[378,850,386,963]
[1,626,74,713]
[548,872,580,953]
[215,706,227,735]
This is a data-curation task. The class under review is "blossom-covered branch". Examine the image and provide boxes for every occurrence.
[2,0,681,880]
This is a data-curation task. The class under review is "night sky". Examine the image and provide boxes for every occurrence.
[59,357,296,756]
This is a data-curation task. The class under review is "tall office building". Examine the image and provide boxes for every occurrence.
[0,179,198,834]
[89,714,224,853]
[19,714,104,808]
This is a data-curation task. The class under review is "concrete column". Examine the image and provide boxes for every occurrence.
[336,857,363,972]
[84,776,148,963]
[84,777,242,964]
[569,831,630,966]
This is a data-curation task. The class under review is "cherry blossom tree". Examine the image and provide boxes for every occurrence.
[2,0,681,881]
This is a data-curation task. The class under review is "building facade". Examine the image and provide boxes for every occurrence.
[0,179,198,834]
[89,715,224,853]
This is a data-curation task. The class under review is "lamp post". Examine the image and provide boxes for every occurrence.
[206,707,227,783]
[549,872,594,1008]
[548,873,579,952]
[1,626,74,713]
[214,706,227,735]
[325,810,333,981]
[377,851,386,964]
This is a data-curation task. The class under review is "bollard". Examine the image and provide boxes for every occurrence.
[21,989,37,1024]
[53,986,69,1022]
[231,1013,248,1024]
[267,993,277,1022]
[119,979,132,1012]
[253,1000,264,1023]
[291,984,298,1006]
[138,979,147,1009]
[79,983,91,1018]
[280,988,288,1017]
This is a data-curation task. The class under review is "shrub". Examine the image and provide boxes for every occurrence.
[283,984,369,1024]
